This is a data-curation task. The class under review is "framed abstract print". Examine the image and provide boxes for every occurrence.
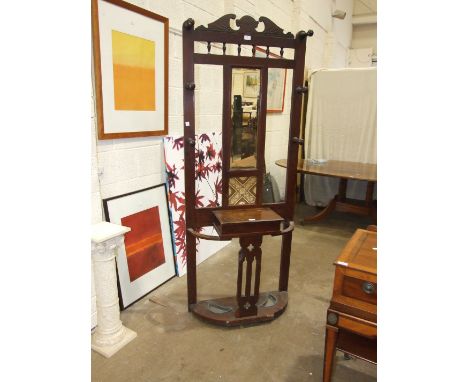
[103,184,176,309]
[92,0,168,139]
[256,47,287,112]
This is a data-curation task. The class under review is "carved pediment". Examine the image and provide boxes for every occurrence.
[236,15,259,34]
[259,17,293,38]
[194,14,236,33]
[194,14,294,39]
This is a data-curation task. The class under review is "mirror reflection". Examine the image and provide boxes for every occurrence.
[263,68,293,204]
[230,68,261,168]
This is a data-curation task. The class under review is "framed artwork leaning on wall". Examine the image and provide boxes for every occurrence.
[103,184,176,309]
[92,0,168,139]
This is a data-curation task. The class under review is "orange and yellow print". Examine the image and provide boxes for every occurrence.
[112,30,156,111]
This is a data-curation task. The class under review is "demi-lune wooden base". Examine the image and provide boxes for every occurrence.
[190,291,288,327]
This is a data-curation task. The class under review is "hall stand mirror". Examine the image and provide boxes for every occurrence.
[182,14,313,326]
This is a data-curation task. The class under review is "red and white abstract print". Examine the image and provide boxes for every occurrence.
[163,132,228,276]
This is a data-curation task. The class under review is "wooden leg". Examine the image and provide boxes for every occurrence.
[302,196,337,224]
[323,325,339,382]
[186,232,197,310]
[302,178,346,224]
[338,178,347,201]
[365,181,377,223]
[278,231,292,291]
[370,204,377,224]
[303,178,377,224]
[236,236,262,317]
[365,181,375,207]
[299,173,305,202]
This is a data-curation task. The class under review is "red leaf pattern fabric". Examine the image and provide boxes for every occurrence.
[163,132,224,275]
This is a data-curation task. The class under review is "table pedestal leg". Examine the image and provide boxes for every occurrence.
[366,181,377,224]
[365,181,375,207]
[338,178,347,201]
[302,197,337,224]
[302,179,377,224]
[301,178,345,224]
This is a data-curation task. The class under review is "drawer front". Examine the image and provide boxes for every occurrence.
[342,276,377,305]
[338,315,377,338]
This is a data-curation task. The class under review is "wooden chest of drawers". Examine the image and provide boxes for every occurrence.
[323,228,377,382]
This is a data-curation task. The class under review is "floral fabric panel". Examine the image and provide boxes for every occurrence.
[228,176,257,205]
[163,133,228,276]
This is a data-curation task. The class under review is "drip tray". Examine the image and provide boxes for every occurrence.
[191,291,288,327]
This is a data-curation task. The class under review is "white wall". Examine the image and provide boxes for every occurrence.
[351,23,377,55]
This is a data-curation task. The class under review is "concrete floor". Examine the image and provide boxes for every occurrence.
[92,204,377,382]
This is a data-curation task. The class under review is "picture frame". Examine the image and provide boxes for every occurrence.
[255,47,287,113]
[92,0,168,139]
[103,184,176,309]
[243,71,261,98]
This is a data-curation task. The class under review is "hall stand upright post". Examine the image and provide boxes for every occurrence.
[182,14,313,326]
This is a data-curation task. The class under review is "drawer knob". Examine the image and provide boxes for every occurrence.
[327,312,338,325]
[362,281,376,294]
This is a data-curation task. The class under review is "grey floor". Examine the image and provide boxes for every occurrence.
[92,204,377,382]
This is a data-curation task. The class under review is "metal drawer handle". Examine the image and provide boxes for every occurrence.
[362,281,376,295]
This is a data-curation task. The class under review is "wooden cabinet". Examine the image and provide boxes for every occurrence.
[323,228,377,382]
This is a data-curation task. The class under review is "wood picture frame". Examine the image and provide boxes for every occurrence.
[103,184,176,309]
[256,47,287,113]
[92,0,168,139]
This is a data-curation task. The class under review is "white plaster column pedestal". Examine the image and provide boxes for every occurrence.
[91,222,137,358]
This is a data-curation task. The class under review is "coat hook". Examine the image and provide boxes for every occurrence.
[185,82,196,90]
[187,138,196,147]
[295,86,308,94]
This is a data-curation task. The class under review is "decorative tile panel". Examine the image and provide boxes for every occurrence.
[228,176,257,205]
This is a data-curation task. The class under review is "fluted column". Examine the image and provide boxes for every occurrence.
[91,222,137,358]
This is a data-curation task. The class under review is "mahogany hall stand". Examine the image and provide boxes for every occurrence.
[322,228,377,382]
[182,15,313,326]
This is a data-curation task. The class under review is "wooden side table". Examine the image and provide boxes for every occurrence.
[322,228,377,382]
[275,159,377,224]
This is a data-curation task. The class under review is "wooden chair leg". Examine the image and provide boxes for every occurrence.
[323,325,339,382]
